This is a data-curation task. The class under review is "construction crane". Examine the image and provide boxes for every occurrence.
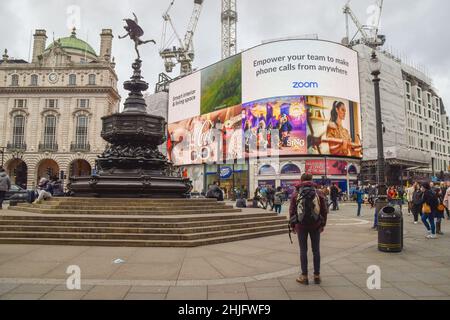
[343,0,385,49]
[221,0,237,59]
[160,0,204,76]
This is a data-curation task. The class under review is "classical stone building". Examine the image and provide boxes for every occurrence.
[0,28,120,189]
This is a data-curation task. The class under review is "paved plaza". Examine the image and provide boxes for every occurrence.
[0,202,449,300]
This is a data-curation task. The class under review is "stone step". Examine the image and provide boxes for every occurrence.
[16,204,231,211]
[0,219,286,235]
[0,224,286,241]
[45,198,218,204]
[9,206,241,216]
[0,212,279,223]
[0,216,287,229]
[0,229,287,247]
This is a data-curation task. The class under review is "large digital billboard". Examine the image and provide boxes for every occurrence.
[168,39,361,165]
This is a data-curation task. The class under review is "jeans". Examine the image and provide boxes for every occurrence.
[297,228,321,276]
[357,203,362,216]
[373,207,379,228]
[274,204,282,214]
[421,213,436,235]
[0,191,5,208]
[331,198,339,210]
[37,190,52,202]
[411,205,421,222]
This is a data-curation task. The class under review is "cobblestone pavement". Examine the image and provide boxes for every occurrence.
[0,203,449,300]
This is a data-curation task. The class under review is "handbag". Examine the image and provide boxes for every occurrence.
[422,203,432,214]
[437,203,445,212]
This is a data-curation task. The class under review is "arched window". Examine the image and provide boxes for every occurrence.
[259,165,276,176]
[30,74,38,86]
[43,115,57,148]
[75,115,88,148]
[12,115,25,148]
[348,165,358,175]
[11,74,19,86]
[281,164,301,175]
[69,74,77,85]
[88,74,96,85]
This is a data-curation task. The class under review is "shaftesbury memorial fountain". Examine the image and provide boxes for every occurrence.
[69,14,192,198]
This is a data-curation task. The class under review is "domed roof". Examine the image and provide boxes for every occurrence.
[45,28,97,57]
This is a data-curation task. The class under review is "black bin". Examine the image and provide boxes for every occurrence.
[378,206,403,253]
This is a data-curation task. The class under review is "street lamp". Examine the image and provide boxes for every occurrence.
[370,50,388,224]
[0,146,5,167]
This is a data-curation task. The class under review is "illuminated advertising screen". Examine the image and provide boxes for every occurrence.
[168,39,361,165]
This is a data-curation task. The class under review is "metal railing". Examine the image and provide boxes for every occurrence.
[38,143,58,152]
[7,142,27,152]
[70,143,90,152]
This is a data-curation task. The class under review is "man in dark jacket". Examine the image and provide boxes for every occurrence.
[206,182,224,202]
[290,174,328,285]
[330,184,339,211]
[0,167,12,209]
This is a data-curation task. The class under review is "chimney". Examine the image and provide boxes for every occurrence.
[100,29,113,62]
[32,29,47,63]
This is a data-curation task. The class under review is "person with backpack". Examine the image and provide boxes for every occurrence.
[289,174,328,285]
[273,187,284,214]
[0,167,12,209]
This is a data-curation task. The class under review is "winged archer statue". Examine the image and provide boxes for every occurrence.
[119,13,156,59]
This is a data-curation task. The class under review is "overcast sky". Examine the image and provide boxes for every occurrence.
[1,0,449,113]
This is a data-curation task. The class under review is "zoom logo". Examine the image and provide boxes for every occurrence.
[292,81,319,89]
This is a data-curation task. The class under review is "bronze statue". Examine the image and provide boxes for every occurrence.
[119,13,155,59]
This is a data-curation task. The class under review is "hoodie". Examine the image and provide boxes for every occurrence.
[0,172,11,192]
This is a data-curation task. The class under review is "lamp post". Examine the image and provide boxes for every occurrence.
[370,50,388,225]
[0,146,5,167]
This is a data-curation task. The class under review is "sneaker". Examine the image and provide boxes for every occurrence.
[296,275,309,285]
[414,221,418,225]
[426,234,437,239]
[437,231,444,235]
[314,275,321,285]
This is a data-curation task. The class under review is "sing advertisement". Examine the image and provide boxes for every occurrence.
[168,39,362,165]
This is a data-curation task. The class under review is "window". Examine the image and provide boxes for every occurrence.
[43,115,57,147]
[88,74,96,85]
[77,99,90,108]
[30,74,38,86]
[45,99,58,108]
[69,74,77,85]
[12,115,25,147]
[11,74,19,86]
[75,116,88,147]
[14,99,27,108]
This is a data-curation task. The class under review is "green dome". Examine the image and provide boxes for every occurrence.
[45,29,97,57]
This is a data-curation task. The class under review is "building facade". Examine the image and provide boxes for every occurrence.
[354,44,450,185]
[0,28,120,189]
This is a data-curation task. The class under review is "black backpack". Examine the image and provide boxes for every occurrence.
[293,187,321,225]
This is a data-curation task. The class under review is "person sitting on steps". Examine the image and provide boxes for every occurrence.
[33,177,54,204]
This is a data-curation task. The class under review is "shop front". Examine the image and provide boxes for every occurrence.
[205,163,249,200]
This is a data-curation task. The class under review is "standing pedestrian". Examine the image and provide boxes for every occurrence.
[435,188,445,235]
[330,184,339,211]
[419,182,438,239]
[406,183,416,216]
[289,174,328,285]
[0,167,12,210]
[411,182,423,225]
[443,182,450,220]
[355,187,365,217]
[267,185,275,211]
[273,187,284,215]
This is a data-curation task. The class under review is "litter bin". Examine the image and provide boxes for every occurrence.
[378,205,403,253]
